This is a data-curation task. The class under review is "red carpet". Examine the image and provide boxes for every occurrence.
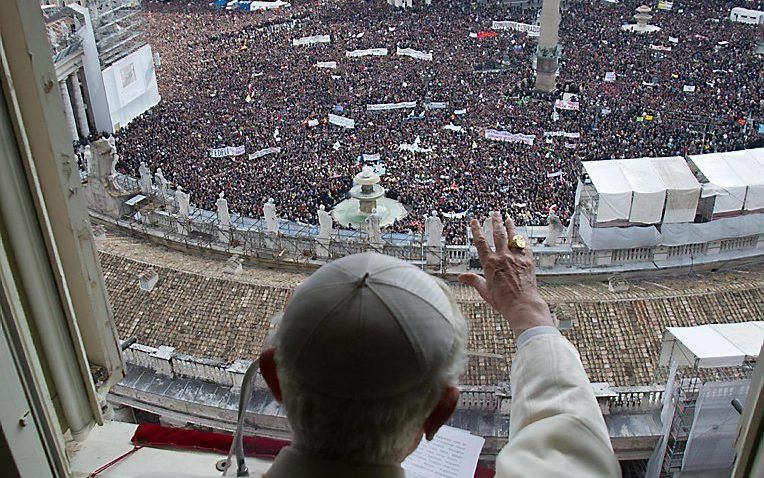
[131,423,495,477]
[131,423,290,460]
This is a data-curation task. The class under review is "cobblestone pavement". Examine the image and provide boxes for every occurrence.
[97,232,764,387]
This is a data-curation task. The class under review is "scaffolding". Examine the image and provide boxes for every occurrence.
[649,323,762,478]
[86,0,147,68]
[656,365,754,477]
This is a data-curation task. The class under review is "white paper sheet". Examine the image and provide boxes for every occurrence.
[402,425,484,478]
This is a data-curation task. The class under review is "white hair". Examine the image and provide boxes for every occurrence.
[274,279,467,464]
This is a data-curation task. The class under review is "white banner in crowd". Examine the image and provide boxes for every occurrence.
[292,34,331,46]
[443,211,468,219]
[683,85,697,92]
[547,170,565,178]
[425,101,447,109]
[491,21,541,36]
[209,145,246,157]
[307,118,319,127]
[249,1,290,10]
[604,71,617,82]
[454,109,467,115]
[484,129,536,145]
[443,124,463,132]
[315,61,337,69]
[669,36,679,44]
[362,153,381,162]
[227,145,246,156]
[248,146,281,160]
[346,48,388,58]
[367,101,417,111]
[398,141,433,153]
[554,99,580,111]
[396,47,433,61]
[328,113,355,129]
[650,44,672,52]
[543,131,581,139]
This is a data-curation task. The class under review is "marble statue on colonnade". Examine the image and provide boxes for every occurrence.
[216,192,231,243]
[544,207,564,247]
[81,138,133,219]
[482,213,497,250]
[315,204,334,259]
[84,145,92,175]
[425,210,443,267]
[106,136,119,177]
[216,192,231,227]
[176,186,191,236]
[264,198,279,234]
[317,204,333,239]
[155,168,169,199]
[425,210,443,248]
[138,162,153,196]
[366,208,383,246]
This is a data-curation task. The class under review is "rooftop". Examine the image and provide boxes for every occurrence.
[98,232,764,387]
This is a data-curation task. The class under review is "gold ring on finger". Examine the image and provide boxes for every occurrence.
[508,234,526,250]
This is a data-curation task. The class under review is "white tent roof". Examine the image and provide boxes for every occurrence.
[584,157,700,224]
[583,160,632,222]
[689,152,750,214]
[723,149,764,211]
[618,158,667,224]
[659,321,764,368]
[649,157,701,223]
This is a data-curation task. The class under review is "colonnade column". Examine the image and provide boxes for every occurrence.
[59,79,79,142]
[69,71,90,138]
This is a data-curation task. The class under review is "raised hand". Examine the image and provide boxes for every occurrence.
[459,212,554,336]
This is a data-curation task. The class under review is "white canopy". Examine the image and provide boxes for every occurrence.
[689,152,750,214]
[584,157,700,224]
[723,148,764,211]
[659,322,764,368]
[582,160,632,222]
[649,156,701,223]
[618,158,667,224]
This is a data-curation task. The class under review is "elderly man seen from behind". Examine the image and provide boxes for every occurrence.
[259,251,467,475]
[258,211,620,477]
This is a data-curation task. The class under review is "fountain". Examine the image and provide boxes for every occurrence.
[352,166,385,214]
[332,166,407,229]
[621,5,661,33]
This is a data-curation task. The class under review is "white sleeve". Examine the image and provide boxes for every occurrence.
[495,333,621,478]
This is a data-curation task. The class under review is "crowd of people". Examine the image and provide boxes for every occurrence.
[114,0,763,243]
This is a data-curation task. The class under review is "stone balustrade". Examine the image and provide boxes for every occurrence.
[122,341,253,390]
[89,172,764,275]
[607,386,666,412]
[121,340,664,415]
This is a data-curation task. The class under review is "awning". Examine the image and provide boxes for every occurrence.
[618,158,667,224]
[649,156,701,223]
[583,160,632,222]
[689,152,749,214]
[659,322,764,368]
[723,148,764,211]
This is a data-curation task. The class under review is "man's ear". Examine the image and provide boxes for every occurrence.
[423,386,459,441]
[259,347,282,403]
